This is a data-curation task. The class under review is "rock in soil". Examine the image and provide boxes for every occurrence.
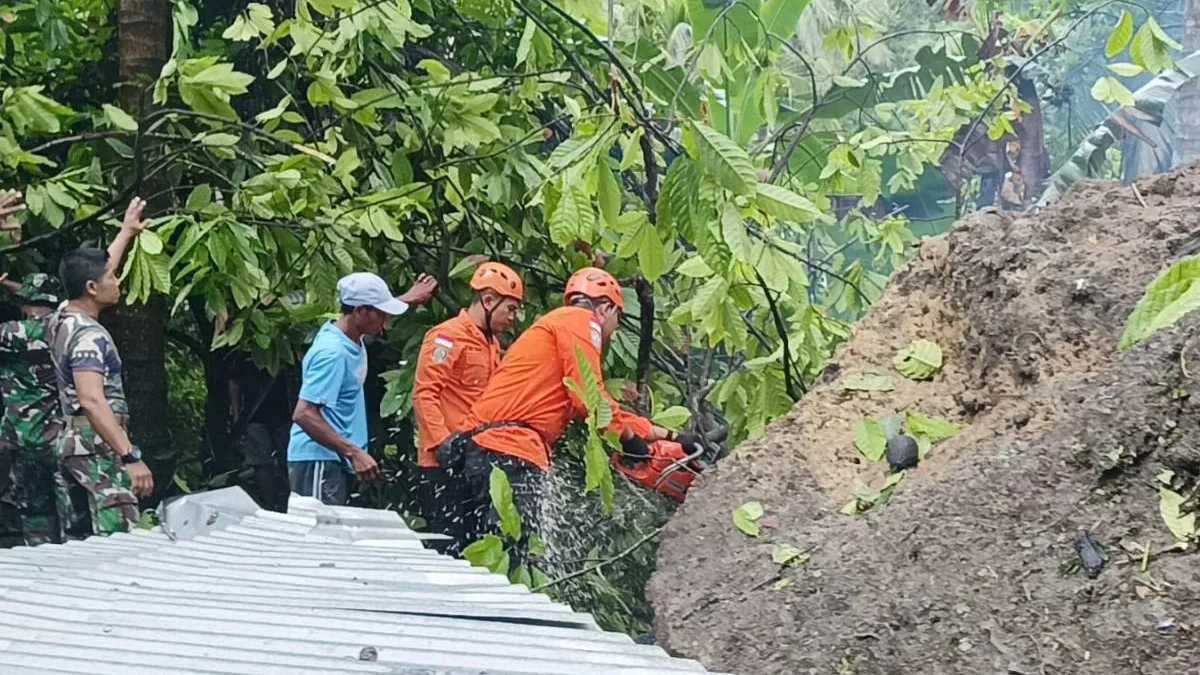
[650,165,1200,674]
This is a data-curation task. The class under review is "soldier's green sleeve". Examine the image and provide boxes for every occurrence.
[0,320,27,358]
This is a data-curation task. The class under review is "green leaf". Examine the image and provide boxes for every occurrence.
[463,534,510,574]
[1159,487,1196,542]
[1120,256,1200,351]
[842,373,894,392]
[759,0,808,41]
[548,183,582,247]
[597,163,621,229]
[1091,76,1135,108]
[1107,62,1144,77]
[893,339,943,380]
[186,184,213,211]
[201,133,240,147]
[1106,11,1134,58]
[138,230,164,255]
[771,544,808,567]
[489,465,522,541]
[721,203,754,263]
[584,433,614,512]
[853,418,887,462]
[102,104,138,131]
[755,183,822,223]
[688,122,758,195]
[1147,17,1182,51]
[652,406,691,430]
[904,412,961,458]
[516,17,536,66]
[732,500,763,537]
[676,256,714,278]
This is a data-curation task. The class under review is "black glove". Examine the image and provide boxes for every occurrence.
[620,435,651,458]
[674,433,703,452]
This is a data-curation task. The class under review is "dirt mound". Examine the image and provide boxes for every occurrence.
[649,166,1200,674]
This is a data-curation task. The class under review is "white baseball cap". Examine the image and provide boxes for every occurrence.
[337,272,409,315]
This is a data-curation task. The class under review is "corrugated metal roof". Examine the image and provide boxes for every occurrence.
[0,487,725,675]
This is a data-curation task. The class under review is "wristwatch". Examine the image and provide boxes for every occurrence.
[121,445,143,465]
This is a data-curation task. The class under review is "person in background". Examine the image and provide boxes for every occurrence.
[229,352,298,513]
[412,262,523,554]
[288,271,437,505]
[49,197,154,538]
[0,189,65,546]
[443,267,673,562]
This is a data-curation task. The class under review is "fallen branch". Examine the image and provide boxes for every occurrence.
[531,526,664,592]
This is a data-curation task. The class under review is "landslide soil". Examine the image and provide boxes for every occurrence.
[650,166,1200,674]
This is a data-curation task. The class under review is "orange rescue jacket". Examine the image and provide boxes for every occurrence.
[412,310,500,468]
[467,306,652,471]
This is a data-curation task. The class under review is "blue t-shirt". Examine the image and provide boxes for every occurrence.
[287,322,368,464]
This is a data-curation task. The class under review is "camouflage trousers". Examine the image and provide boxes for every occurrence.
[55,428,139,538]
[0,440,62,546]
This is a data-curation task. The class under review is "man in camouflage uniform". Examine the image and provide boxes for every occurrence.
[51,197,153,538]
[0,273,65,545]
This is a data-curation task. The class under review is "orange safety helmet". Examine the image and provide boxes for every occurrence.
[564,267,624,311]
[470,262,524,301]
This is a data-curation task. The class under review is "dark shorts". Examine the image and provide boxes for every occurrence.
[243,423,289,512]
[288,460,351,505]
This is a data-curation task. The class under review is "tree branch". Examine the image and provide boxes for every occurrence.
[531,526,664,592]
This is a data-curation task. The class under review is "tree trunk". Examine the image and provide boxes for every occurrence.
[109,0,172,491]
[1172,0,1200,168]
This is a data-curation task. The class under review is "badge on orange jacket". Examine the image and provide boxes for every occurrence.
[589,321,602,349]
[432,335,454,363]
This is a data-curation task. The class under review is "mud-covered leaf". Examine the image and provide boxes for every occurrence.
[771,544,808,567]
[1159,487,1196,542]
[842,373,894,392]
[853,418,887,462]
[772,578,793,591]
[733,500,763,537]
[893,339,943,380]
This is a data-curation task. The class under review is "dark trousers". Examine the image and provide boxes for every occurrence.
[419,466,468,556]
[243,422,290,512]
[459,439,544,569]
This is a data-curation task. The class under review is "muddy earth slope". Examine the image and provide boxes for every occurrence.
[650,166,1200,674]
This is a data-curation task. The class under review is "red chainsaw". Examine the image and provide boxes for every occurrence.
[611,427,728,503]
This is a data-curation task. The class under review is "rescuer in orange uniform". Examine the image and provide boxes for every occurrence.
[413,262,523,554]
[438,267,673,560]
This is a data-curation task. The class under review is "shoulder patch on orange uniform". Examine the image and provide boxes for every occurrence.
[432,335,454,364]
[588,320,602,349]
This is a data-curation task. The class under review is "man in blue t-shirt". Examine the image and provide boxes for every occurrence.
[288,271,437,505]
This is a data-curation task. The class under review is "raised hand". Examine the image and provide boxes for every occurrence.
[399,273,438,306]
[121,196,152,233]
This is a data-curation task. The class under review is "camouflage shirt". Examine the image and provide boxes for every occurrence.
[0,316,60,448]
[49,309,127,419]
